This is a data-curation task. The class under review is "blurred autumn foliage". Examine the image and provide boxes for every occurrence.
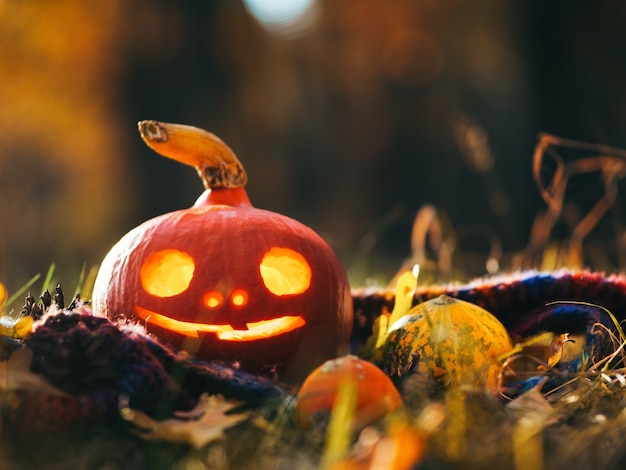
[0,1,133,288]
[2,0,626,292]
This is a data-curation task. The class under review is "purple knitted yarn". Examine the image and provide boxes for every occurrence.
[3,311,284,438]
[26,313,171,419]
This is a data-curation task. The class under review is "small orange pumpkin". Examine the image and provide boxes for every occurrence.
[92,121,353,381]
[382,295,512,392]
[295,355,403,429]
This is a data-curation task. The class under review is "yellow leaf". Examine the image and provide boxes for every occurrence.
[361,265,419,362]
[387,265,419,330]
[321,379,358,469]
[122,393,249,449]
[0,282,6,309]
[0,314,33,340]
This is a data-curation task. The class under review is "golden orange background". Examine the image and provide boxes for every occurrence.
[2,0,626,294]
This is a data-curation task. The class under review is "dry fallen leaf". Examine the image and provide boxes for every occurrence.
[122,393,250,448]
[0,347,70,396]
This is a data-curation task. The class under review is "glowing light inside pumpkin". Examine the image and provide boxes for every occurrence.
[203,290,223,308]
[135,306,306,341]
[231,289,248,307]
[260,247,311,296]
[140,249,195,297]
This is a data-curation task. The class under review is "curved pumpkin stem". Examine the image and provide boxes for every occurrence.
[138,120,248,189]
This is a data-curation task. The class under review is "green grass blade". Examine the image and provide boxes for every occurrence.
[41,263,56,293]
[74,263,87,298]
[5,273,42,310]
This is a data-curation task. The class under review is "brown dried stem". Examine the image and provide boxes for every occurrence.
[528,133,626,265]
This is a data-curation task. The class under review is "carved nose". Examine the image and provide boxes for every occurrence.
[230,289,248,308]
[202,290,224,309]
[202,289,249,309]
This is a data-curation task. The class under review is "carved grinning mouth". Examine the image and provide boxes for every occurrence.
[135,306,306,341]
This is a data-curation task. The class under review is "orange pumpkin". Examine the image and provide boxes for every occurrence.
[295,355,402,429]
[92,121,353,381]
[382,295,512,392]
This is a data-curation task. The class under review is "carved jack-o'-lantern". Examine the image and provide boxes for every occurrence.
[92,121,353,381]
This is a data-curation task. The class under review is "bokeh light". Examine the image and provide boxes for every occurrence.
[243,0,320,37]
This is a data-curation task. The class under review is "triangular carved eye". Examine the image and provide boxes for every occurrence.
[260,247,311,296]
[140,249,195,297]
